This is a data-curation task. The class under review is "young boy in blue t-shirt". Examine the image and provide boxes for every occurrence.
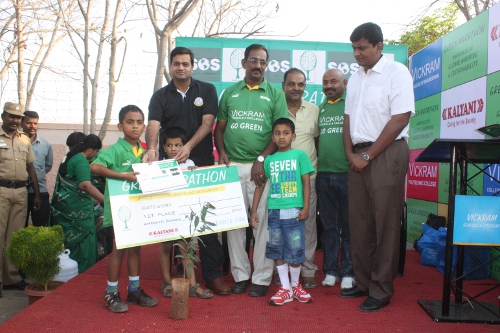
[250,118,315,306]
[90,105,158,313]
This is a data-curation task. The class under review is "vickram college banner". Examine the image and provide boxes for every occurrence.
[406,2,500,243]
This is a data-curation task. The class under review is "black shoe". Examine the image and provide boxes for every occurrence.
[126,287,158,307]
[338,285,368,298]
[359,296,390,312]
[231,280,250,294]
[248,284,269,297]
[3,280,29,291]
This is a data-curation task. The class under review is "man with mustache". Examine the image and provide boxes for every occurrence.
[281,68,320,289]
[0,102,41,295]
[317,69,354,290]
[215,44,288,297]
[21,111,53,227]
[340,22,414,312]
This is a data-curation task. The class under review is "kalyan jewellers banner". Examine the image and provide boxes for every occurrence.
[406,2,500,243]
[109,164,247,249]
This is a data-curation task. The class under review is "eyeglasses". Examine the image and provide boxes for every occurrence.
[247,58,267,66]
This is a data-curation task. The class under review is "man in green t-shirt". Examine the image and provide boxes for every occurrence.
[317,69,354,290]
[215,44,288,297]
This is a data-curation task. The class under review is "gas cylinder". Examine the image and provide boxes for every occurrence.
[53,249,78,282]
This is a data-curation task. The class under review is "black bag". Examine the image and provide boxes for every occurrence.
[413,213,446,253]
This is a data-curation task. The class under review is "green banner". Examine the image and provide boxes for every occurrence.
[406,198,438,243]
[441,10,489,91]
[177,37,408,107]
[409,93,441,150]
[486,70,500,126]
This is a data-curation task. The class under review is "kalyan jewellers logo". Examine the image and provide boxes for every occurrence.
[442,98,484,120]
[492,24,499,42]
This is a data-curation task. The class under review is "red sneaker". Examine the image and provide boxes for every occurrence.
[269,286,293,306]
[292,283,313,303]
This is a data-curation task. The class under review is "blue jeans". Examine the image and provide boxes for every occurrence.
[266,209,306,265]
[317,172,353,278]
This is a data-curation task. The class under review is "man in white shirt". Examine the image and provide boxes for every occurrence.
[340,22,414,312]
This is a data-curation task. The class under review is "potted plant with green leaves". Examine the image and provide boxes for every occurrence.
[5,225,65,304]
[170,202,216,320]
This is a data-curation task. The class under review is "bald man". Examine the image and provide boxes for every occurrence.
[317,69,354,290]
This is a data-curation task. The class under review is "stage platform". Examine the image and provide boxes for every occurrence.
[1,245,499,332]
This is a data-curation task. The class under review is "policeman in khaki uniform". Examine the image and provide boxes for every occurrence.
[0,102,41,294]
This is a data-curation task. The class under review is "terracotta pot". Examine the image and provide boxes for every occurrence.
[170,278,189,320]
[24,281,65,305]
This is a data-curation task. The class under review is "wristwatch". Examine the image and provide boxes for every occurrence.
[361,152,370,161]
[257,155,265,163]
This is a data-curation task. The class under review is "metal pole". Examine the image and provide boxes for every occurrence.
[442,143,457,316]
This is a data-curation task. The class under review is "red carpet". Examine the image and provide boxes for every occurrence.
[1,245,499,332]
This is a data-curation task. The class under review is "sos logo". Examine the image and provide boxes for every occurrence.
[265,60,291,73]
[327,61,359,75]
[193,58,220,71]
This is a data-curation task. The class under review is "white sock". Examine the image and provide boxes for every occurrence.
[290,266,301,287]
[276,263,290,290]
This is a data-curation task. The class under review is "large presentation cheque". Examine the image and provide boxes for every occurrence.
[108,164,248,249]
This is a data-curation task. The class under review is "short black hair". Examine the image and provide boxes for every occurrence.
[23,110,39,119]
[273,118,295,133]
[66,132,86,149]
[162,126,187,145]
[245,44,269,61]
[170,47,194,66]
[118,105,144,124]
[283,68,306,82]
[350,22,383,47]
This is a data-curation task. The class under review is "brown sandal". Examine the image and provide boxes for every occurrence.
[189,283,214,299]
[161,281,172,297]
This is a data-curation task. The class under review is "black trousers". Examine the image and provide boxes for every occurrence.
[198,233,225,282]
[26,192,50,227]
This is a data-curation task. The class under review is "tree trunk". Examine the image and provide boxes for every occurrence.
[99,0,124,140]
[153,33,168,92]
[16,0,25,106]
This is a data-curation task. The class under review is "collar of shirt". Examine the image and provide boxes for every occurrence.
[168,78,197,100]
[239,77,269,91]
[288,98,306,118]
[327,98,341,105]
[176,86,190,100]
[357,54,387,75]
[117,137,143,157]
[0,126,22,138]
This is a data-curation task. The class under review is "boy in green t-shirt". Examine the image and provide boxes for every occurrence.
[90,105,158,313]
[250,118,315,306]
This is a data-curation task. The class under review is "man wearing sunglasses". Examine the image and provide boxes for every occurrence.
[215,44,288,298]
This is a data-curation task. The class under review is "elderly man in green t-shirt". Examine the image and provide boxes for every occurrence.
[215,44,288,297]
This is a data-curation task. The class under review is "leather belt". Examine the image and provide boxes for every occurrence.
[353,138,406,149]
[353,141,373,149]
[0,179,28,189]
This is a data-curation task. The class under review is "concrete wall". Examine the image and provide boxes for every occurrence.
[35,123,145,146]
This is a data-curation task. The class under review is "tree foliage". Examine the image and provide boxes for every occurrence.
[453,0,498,21]
[386,4,459,56]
